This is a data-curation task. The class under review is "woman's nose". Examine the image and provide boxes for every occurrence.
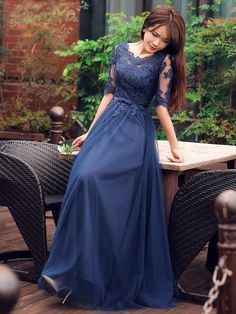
[153,38,160,47]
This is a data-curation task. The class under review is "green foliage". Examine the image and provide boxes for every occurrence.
[71,111,87,133]
[181,104,236,145]
[7,1,81,105]
[199,0,223,15]
[0,97,51,132]
[181,15,236,144]
[55,13,147,128]
[57,9,236,144]
[60,143,74,154]
[0,1,88,134]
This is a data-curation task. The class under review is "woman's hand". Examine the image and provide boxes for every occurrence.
[72,132,88,149]
[155,106,184,163]
[168,147,184,163]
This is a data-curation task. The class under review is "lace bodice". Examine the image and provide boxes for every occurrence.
[104,42,173,108]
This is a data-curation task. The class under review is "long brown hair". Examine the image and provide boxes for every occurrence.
[141,6,186,111]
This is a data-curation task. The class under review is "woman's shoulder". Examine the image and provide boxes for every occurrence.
[110,42,128,60]
[154,51,172,67]
[113,42,127,52]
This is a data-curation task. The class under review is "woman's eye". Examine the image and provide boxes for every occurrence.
[152,32,159,37]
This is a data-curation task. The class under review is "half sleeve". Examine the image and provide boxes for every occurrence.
[103,45,117,95]
[155,55,173,108]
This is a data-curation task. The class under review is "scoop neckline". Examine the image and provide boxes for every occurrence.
[126,42,157,60]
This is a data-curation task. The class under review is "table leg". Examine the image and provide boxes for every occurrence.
[227,160,235,169]
[162,170,179,222]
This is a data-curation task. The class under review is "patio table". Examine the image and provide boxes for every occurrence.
[157,140,236,220]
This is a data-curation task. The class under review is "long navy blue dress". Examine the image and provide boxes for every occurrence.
[38,42,176,310]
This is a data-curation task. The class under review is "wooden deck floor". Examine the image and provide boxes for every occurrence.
[0,206,215,314]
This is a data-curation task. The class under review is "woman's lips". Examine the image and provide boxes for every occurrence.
[149,44,157,51]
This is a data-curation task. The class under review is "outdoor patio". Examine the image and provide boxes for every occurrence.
[0,205,215,314]
[0,1,235,313]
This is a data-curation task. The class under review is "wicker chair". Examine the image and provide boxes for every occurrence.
[168,169,236,303]
[0,140,73,282]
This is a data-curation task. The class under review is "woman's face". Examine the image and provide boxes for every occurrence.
[142,24,169,53]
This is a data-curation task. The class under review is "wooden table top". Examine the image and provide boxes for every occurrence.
[157,140,236,171]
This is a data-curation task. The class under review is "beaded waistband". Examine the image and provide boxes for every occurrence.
[113,96,147,107]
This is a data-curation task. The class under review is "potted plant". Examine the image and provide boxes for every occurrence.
[0,97,51,141]
[58,143,80,160]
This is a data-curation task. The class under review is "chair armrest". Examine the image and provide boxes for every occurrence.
[0,140,73,195]
[0,151,47,277]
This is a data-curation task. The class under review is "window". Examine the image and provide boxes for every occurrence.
[105,0,235,23]
[106,0,138,16]
[79,0,106,39]
[80,1,236,39]
[106,0,189,19]
[216,0,236,18]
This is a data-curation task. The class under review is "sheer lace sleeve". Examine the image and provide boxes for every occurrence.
[155,55,173,108]
[103,45,117,95]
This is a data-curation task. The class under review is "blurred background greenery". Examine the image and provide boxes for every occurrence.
[59,0,236,144]
[0,0,235,143]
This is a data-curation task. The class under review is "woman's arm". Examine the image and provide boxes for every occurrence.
[72,93,113,148]
[155,105,184,163]
[73,45,118,149]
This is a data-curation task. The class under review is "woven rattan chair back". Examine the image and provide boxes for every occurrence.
[0,140,73,281]
[168,169,236,302]
[0,140,71,195]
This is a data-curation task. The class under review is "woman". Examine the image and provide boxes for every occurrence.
[39,5,186,310]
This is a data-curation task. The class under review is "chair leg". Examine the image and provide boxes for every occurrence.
[205,232,218,274]
[177,282,208,304]
[46,203,61,226]
[51,207,60,226]
[7,204,48,282]
[0,250,32,261]
[0,251,37,282]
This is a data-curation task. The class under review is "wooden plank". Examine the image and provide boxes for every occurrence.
[167,302,214,314]
[19,283,38,298]
[0,205,214,314]
[12,299,210,314]
[13,289,51,311]
[158,140,236,171]
[0,130,46,141]
[162,171,179,221]
[18,281,30,289]
[12,294,57,313]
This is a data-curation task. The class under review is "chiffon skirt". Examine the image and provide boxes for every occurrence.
[38,97,177,310]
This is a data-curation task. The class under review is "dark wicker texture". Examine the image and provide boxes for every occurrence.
[168,169,236,303]
[0,140,73,282]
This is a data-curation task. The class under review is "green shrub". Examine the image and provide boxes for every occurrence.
[0,97,51,132]
[55,13,147,128]
[56,10,236,144]
[183,16,236,144]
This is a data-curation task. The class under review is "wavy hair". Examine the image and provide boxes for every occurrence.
[141,6,186,111]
